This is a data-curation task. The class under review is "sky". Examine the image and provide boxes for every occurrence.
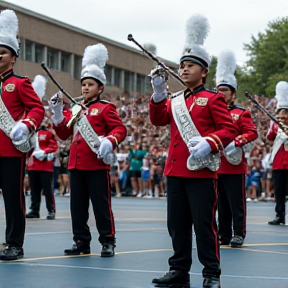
[4,0,288,65]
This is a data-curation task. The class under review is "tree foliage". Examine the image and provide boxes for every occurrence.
[243,17,288,97]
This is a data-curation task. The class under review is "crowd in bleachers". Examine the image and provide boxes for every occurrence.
[19,92,278,201]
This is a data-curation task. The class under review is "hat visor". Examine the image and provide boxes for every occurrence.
[180,55,208,68]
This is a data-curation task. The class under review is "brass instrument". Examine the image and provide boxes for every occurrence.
[127,34,186,87]
[245,91,288,132]
[41,62,85,127]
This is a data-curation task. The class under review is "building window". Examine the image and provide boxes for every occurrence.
[73,55,82,79]
[114,68,122,88]
[35,43,44,64]
[47,47,59,70]
[105,65,113,85]
[124,70,133,91]
[61,52,70,73]
[136,74,145,94]
[24,40,33,61]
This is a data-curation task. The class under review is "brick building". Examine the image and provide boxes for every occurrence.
[0,1,182,101]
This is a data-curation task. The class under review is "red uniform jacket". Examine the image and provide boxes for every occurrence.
[0,69,44,157]
[149,85,239,178]
[218,105,258,174]
[27,128,58,172]
[54,99,127,171]
[267,124,288,170]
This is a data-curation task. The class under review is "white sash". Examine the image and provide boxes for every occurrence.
[269,130,288,165]
[0,83,35,153]
[171,91,220,171]
[75,115,116,166]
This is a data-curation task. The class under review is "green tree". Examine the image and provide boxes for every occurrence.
[243,17,288,97]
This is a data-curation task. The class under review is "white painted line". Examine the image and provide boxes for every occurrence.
[6,262,288,281]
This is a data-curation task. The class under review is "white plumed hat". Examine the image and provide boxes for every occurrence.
[81,43,108,85]
[32,75,46,100]
[215,49,237,90]
[180,14,211,68]
[275,81,288,110]
[0,9,19,56]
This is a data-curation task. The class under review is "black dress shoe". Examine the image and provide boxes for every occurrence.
[230,235,244,247]
[101,243,115,257]
[46,211,55,220]
[203,277,221,288]
[0,245,24,261]
[152,270,190,285]
[64,241,90,255]
[26,210,40,218]
[268,216,285,225]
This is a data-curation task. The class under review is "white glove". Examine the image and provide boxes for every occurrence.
[47,153,55,161]
[189,137,212,158]
[97,137,113,159]
[151,74,168,103]
[32,150,46,161]
[50,91,64,125]
[10,121,30,142]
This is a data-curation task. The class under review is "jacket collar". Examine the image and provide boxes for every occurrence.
[184,84,205,99]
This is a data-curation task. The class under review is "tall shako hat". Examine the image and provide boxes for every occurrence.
[81,43,108,85]
[215,50,237,90]
[275,81,288,110]
[32,75,46,100]
[0,9,19,56]
[180,14,211,68]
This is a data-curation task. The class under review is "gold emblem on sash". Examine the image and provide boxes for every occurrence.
[5,84,15,92]
[195,97,208,106]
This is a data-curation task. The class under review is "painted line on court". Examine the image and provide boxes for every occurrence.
[2,262,288,281]
[3,243,288,263]
[25,227,167,236]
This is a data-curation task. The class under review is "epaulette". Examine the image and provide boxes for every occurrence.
[230,104,246,111]
[99,100,110,104]
[13,72,28,79]
[205,88,218,94]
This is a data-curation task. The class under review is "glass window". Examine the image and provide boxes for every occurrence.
[61,52,70,73]
[105,65,113,85]
[73,55,82,79]
[47,48,59,70]
[24,40,33,61]
[35,43,44,64]
[124,70,133,92]
[114,68,122,88]
[136,74,145,94]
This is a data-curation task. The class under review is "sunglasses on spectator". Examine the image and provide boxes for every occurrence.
[276,117,288,120]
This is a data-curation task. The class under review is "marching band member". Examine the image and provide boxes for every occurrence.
[0,10,44,261]
[50,43,127,257]
[215,50,258,247]
[267,81,288,225]
[26,75,58,220]
[149,15,238,288]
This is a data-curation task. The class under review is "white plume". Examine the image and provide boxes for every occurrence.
[82,43,108,69]
[0,9,18,37]
[32,75,46,99]
[216,50,236,76]
[275,81,288,109]
[184,14,210,48]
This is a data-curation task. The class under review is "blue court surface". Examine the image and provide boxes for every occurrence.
[0,195,287,288]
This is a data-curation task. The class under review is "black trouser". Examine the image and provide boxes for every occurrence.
[273,169,288,217]
[167,176,220,278]
[0,156,26,247]
[217,174,246,240]
[28,170,55,213]
[69,169,115,245]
